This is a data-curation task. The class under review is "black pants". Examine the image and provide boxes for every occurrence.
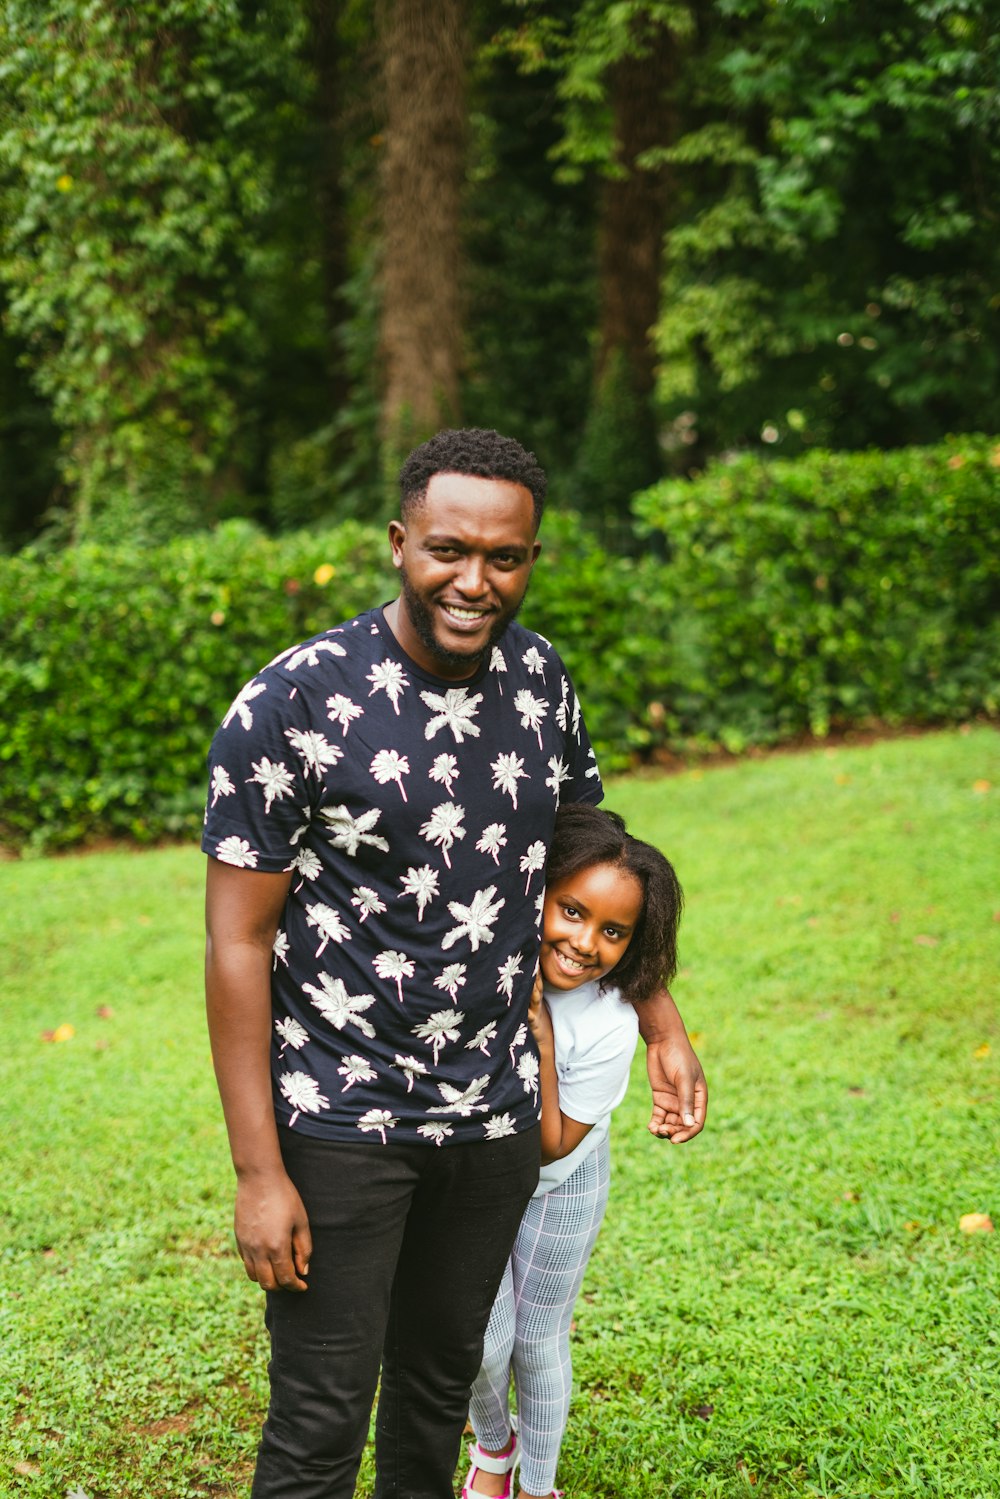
[250,1126,540,1499]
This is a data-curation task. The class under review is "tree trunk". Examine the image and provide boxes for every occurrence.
[576,20,677,521]
[378,0,467,466]
[308,0,350,412]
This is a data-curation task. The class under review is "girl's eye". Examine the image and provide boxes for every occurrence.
[562,904,580,918]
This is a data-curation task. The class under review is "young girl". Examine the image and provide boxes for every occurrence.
[462,802,684,1499]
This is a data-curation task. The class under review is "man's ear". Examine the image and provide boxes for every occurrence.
[530,540,542,567]
[387,519,406,571]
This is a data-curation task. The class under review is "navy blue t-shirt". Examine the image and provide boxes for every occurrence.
[203,607,602,1146]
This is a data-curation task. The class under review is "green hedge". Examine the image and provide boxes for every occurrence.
[2,438,997,851]
[633,436,1000,752]
[0,514,670,851]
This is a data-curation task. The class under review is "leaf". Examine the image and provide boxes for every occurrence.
[95,1005,114,1019]
[958,1213,993,1234]
[974,1043,991,1059]
[14,1462,41,1477]
[972,779,991,794]
[41,1023,75,1043]
[913,934,939,947]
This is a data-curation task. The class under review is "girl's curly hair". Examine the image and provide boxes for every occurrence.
[545,803,683,1005]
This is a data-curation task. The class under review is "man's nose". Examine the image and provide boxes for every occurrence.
[454,556,487,595]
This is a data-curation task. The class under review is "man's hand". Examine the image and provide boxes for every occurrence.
[234,1168,313,1292]
[645,1033,707,1142]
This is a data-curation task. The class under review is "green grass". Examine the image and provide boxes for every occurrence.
[1,727,997,1498]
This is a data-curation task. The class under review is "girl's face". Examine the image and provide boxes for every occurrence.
[539,861,642,992]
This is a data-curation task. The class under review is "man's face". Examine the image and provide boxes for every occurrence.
[388,472,541,679]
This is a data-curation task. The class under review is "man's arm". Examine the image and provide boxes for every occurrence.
[636,988,707,1142]
[205,858,312,1291]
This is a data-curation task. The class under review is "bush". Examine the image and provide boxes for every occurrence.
[0,512,671,851]
[633,436,1000,751]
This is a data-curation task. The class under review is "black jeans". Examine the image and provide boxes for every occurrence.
[250,1126,540,1499]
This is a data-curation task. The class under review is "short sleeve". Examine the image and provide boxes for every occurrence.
[551,654,603,808]
[556,1009,639,1126]
[202,669,324,873]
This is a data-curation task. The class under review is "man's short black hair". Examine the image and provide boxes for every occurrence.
[398,428,547,529]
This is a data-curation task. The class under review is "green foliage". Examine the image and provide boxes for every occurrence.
[2,437,997,852]
[0,520,394,850]
[655,0,1000,454]
[633,435,1000,750]
[0,0,308,536]
[1,730,998,1496]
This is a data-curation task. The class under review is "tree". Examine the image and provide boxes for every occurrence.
[377,0,469,474]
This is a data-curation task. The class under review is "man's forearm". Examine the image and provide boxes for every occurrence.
[206,937,285,1179]
[635,986,689,1045]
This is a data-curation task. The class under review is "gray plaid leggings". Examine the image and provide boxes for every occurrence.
[469,1136,611,1496]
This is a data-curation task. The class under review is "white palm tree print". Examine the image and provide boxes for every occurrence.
[373,949,415,1003]
[275,1015,308,1053]
[412,1008,464,1064]
[305,902,351,956]
[351,886,386,923]
[279,1069,330,1127]
[210,765,235,806]
[286,846,322,891]
[338,1054,378,1091]
[418,1121,454,1146]
[496,951,524,1003]
[513,688,548,749]
[394,1053,429,1092]
[326,693,364,736]
[519,841,547,894]
[491,751,528,810]
[216,836,259,868]
[466,1021,497,1055]
[586,747,600,779]
[429,753,459,795]
[516,1051,540,1100]
[420,801,466,867]
[545,755,571,799]
[555,678,570,732]
[522,645,547,679]
[489,647,508,694]
[273,929,290,969]
[434,964,467,1002]
[476,822,508,864]
[428,1075,491,1116]
[420,687,483,743]
[484,1113,517,1140]
[370,748,411,800]
[367,659,410,714]
[273,639,347,672]
[284,727,345,778]
[398,863,440,920]
[320,804,390,857]
[303,974,377,1038]
[508,1022,527,1067]
[357,1108,397,1143]
[441,885,505,952]
[222,678,266,731]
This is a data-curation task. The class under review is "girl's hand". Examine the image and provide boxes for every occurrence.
[528,969,552,1047]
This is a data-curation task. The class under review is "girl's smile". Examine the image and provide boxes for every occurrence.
[539,860,643,991]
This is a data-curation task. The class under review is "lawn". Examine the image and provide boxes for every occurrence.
[1,727,997,1499]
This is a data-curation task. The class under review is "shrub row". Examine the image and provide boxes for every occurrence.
[633,435,1000,752]
[1,438,997,850]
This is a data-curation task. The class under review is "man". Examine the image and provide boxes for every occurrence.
[204,428,706,1499]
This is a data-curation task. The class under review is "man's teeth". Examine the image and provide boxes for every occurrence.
[443,605,486,620]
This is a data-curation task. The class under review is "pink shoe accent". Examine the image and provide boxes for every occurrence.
[461,1428,519,1499]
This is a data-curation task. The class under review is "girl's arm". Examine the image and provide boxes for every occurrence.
[528,972,594,1165]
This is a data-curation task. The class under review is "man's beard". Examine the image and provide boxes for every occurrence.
[398,566,528,674]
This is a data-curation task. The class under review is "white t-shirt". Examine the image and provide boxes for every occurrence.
[534,977,639,1196]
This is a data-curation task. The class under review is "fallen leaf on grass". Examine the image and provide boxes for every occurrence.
[904,1221,921,1232]
[972,779,991,794]
[14,1462,41,1477]
[842,1190,861,1202]
[95,1004,114,1019]
[974,1043,991,1059]
[40,1023,75,1043]
[889,911,900,923]
[959,1212,994,1234]
[834,773,851,786]
[913,934,939,947]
